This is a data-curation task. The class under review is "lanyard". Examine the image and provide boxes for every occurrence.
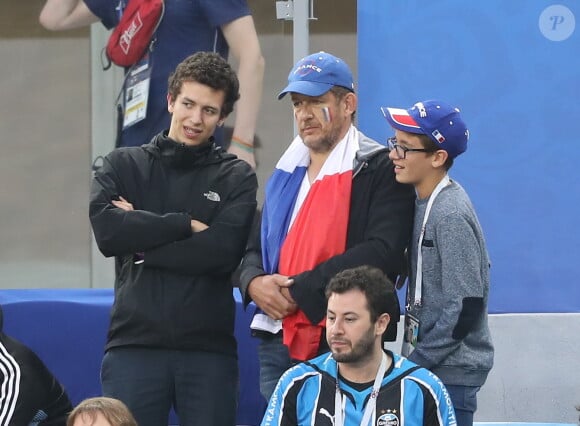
[413,175,450,306]
[334,352,388,426]
[115,0,126,20]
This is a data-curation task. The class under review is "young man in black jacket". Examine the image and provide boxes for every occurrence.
[0,305,72,425]
[89,52,258,426]
[238,51,415,401]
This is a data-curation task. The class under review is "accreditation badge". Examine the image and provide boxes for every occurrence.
[402,312,420,357]
[123,55,151,128]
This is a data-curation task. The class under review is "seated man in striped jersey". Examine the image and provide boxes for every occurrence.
[262,266,456,426]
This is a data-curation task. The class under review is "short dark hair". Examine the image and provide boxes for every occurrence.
[329,85,354,99]
[418,133,454,170]
[329,85,356,121]
[167,51,240,118]
[325,265,398,323]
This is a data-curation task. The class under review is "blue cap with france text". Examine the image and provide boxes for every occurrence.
[278,51,355,100]
[381,100,469,159]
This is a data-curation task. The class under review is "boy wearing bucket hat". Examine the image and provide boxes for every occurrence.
[382,100,494,426]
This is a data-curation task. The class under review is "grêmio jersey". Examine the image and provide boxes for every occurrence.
[262,351,456,426]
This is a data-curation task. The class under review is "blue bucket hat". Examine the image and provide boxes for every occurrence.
[381,100,469,159]
[278,51,355,100]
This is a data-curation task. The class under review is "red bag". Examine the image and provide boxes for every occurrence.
[105,0,164,68]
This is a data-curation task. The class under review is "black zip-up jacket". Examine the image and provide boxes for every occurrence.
[90,132,257,356]
[239,132,415,340]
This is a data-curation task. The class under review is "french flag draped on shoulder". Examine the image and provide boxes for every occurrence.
[259,125,358,360]
[260,138,309,276]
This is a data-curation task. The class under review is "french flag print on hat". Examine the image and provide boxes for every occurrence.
[381,100,469,159]
[380,107,422,133]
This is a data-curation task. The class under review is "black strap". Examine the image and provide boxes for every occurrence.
[101,46,112,71]
[115,104,124,148]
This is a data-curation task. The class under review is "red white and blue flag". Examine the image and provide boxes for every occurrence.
[259,126,358,360]
[382,107,421,131]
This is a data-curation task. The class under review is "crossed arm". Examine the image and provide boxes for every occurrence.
[113,196,209,233]
[89,153,258,276]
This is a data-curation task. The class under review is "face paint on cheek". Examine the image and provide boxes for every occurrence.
[321,106,331,122]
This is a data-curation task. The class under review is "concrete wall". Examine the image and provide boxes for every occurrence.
[0,37,92,289]
[385,315,580,423]
[479,315,580,423]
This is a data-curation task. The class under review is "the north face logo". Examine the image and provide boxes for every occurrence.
[204,191,220,202]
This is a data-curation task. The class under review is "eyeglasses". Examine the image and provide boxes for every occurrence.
[386,137,435,159]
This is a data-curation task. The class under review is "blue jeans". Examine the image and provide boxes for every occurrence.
[257,333,292,401]
[445,384,480,426]
[101,347,238,426]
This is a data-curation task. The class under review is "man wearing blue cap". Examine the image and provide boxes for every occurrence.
[382,100,494,426]
[239,52,415,400]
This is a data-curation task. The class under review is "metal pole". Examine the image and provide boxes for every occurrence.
[292,0,310,63]
[275,0,315,133]
[275,0,315,61]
